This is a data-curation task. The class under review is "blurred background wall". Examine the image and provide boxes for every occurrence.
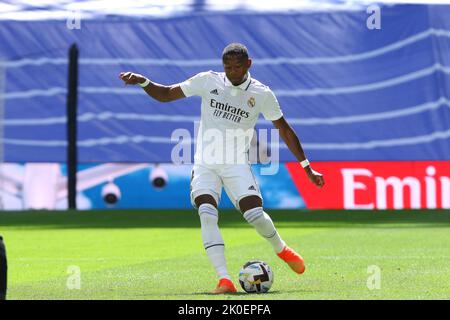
[0,0,449,210]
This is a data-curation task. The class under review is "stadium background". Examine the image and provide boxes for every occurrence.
[0,0,449,210]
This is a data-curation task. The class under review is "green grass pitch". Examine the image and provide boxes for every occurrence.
[1,209,449,300]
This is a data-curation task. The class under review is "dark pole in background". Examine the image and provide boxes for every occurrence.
[67,44,78,210]
[193,0,206,11]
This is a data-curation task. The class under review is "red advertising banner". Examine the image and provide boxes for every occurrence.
[286,161,450,210]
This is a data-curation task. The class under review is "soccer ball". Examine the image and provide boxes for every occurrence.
[238,260,274,293]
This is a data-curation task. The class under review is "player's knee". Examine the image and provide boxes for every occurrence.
[194,194,217,208]
[239,195,262,213]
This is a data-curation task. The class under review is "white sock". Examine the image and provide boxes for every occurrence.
[243,207,286,254]
[198,203,230,280]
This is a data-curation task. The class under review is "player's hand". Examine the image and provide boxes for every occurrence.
[119,72,147,86]
[305,167,325,188]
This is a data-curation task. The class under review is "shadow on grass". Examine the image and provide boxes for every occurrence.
[1,209,449,230]
[132,289,284,298]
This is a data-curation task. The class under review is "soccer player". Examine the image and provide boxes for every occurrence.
[119,43,325,294]
[0,235,7,300]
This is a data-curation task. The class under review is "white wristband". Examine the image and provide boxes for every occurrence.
[139,78,150,88]
[300,159,310,168]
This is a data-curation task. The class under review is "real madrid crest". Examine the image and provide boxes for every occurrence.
[247,97,256,108]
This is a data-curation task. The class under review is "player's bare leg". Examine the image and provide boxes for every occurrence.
[239,195,305,274]
[195,195,237,294]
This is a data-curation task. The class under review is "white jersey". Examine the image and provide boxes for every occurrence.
[179,71,283,166]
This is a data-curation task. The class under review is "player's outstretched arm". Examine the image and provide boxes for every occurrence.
[119,72,185,102]
[272,117,325,188]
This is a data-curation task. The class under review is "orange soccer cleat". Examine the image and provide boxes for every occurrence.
[277,245,306,274]
[211,278,237,294]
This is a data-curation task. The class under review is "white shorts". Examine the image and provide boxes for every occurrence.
[190,164,262,210]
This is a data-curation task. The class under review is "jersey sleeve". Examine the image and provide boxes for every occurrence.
[179,71,211,97]
[261,89,283,121]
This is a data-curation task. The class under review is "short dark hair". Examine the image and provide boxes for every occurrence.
[222,43,249,61]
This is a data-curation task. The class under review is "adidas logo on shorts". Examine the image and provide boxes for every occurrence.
[248,185,256,191]
[210,89,219,95]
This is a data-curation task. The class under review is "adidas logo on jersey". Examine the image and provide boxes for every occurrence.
[248,185,256,191]
[210,89,219,95]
